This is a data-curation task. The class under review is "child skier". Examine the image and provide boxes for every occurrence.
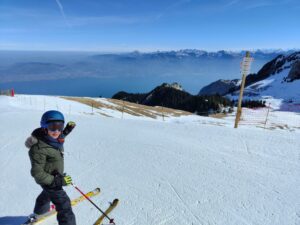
[25,110,76,225]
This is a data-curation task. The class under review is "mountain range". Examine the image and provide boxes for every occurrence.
[91,49,296,60]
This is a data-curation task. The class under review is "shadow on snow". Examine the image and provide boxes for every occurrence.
[0,216,28,225]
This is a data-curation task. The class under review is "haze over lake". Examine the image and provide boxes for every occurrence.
[0,50,280,97]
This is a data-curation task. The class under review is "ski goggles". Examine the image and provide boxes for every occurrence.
[46,121,64,132]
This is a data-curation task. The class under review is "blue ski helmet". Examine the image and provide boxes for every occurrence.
[40,110,65,128]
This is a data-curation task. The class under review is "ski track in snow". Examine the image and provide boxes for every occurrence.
[0,141,12,153]
[166,181,205,225]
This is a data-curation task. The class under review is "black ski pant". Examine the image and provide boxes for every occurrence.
[34,187,76,225]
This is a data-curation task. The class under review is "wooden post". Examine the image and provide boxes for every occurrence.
[162,105,165,121]
[234,73,246,128]
[234,51,252,128]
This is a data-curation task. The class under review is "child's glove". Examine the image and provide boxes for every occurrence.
[67,121,76,128]
[63,121,76,136]
[51,173,73,188]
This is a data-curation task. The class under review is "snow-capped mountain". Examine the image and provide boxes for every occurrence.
[246,51,300,84]
[199,51,300,103]
[236,52,300,102]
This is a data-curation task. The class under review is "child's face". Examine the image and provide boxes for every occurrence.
[46,121,64,139]
[47,130,61,139]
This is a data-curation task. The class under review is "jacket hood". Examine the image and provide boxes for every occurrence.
[25,135,38,149]
[25,128,45,149]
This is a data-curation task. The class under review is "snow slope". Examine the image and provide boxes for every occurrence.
[227,66,300,114]
[0,95,299,225]
[243,68,300,102]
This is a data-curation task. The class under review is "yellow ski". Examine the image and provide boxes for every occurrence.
[23,188,101,225]
[93,199,119,225]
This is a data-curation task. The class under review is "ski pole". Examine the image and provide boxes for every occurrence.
[71,183,115,224]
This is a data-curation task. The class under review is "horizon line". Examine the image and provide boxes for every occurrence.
[0,47,299,54]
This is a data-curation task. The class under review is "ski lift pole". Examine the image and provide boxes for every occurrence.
[71,183,115,224]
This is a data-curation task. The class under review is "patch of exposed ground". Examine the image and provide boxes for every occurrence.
[62,97,192,119]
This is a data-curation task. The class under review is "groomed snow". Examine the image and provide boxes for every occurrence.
[0,95,299,225]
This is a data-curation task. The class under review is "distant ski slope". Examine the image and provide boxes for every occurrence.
[0,95,299,225]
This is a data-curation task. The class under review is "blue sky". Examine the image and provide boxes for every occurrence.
[0,0,299,52]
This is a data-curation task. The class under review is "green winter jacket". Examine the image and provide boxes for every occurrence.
[28,139,64,186]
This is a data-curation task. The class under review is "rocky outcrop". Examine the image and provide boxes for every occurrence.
[287,61,300,81]
[161,82,183,91]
